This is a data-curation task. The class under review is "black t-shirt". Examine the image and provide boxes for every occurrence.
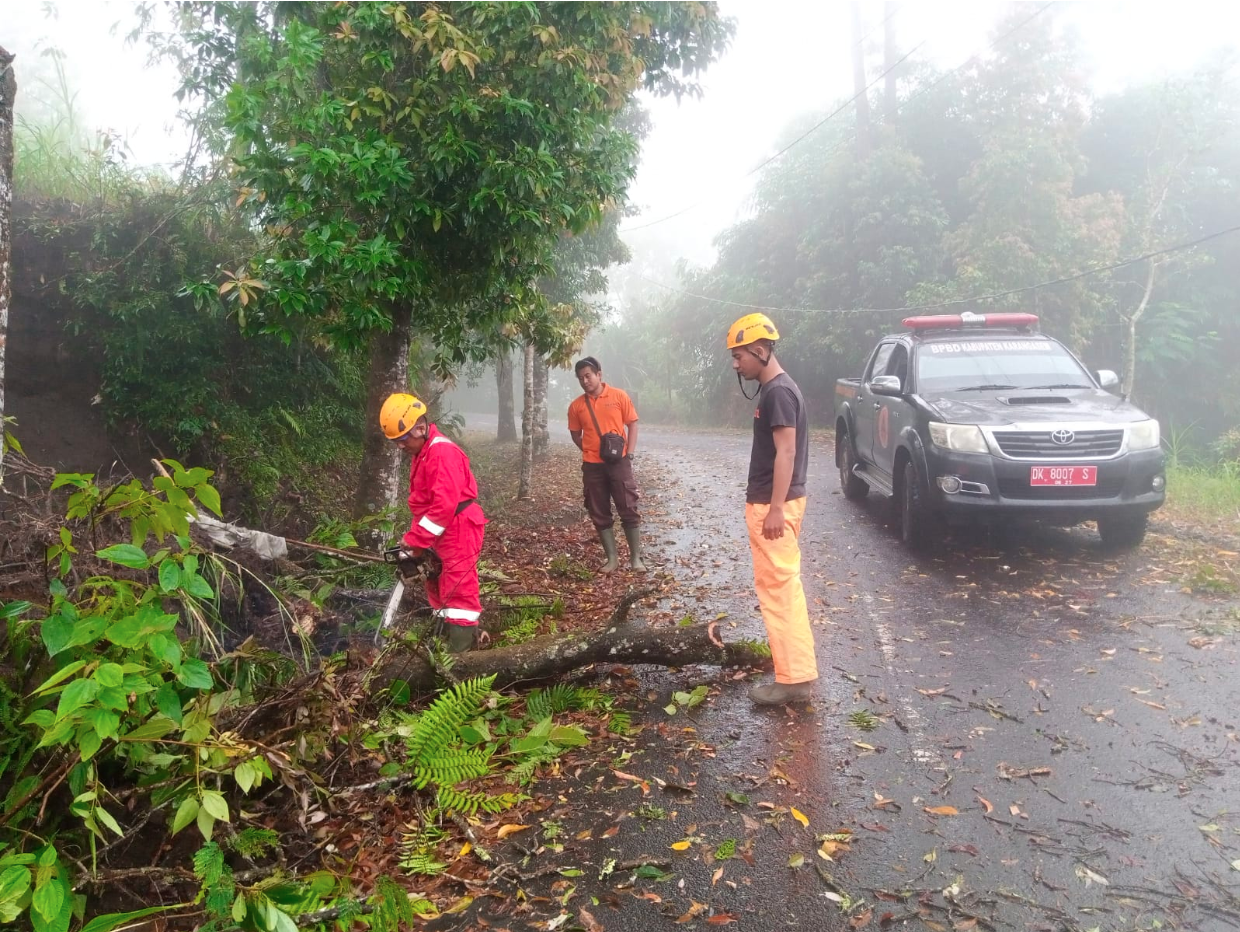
[746,372,809,504]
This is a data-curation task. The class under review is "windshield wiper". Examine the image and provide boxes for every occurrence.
[1023,383,1092,390]
[953,384,1019,392]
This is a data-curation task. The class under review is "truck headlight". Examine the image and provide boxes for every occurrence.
[928,422,988,454]
[1128,420,1160,451]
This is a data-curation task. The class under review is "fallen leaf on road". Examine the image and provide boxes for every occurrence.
[670,840,692,851]
[578,907,604,932]
[705,915,737,925]
[916,687,949,697]
[497,824,532,839]
[1075,864,1109,887]
[711,867,724,886]
[603,825,619,838]
[676,902,707,923]
[997,763,1052,780]
[791,807,810,829]
[788,853,805,868]
[954,919,978,931]
[924,849,937,863]
[924,806,958,816]
[948,844,980,857]
[849,909,873,929]
[976,795,994,814]
[872,792,900,810]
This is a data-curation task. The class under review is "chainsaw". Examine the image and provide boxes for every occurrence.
[375,547,443,644]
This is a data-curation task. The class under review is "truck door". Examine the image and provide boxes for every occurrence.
[854,342,894,466]
[871,344,909,479]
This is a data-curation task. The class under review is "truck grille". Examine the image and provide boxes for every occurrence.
[993,429,1124,459]
[998,477,1124,500]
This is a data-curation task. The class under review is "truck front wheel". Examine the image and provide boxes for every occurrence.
[900,461,934,552]
[839,433,869,501]
[1097,513,1148,550]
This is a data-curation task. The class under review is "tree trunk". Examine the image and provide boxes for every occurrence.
[1122,260,1158,404]
[851,2,871,159]
[0,48,14,486]
[495,348,517,442]
[883,2,898,123]
[370,620,768,695]
[532,354,549,459]
[354,303,412,524]
[517,343,534,500]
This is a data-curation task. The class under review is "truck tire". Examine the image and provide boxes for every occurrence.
[900,461,934,552]
[1097,513,1148,550]
[839,433,869,501]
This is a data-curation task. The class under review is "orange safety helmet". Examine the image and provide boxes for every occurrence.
[379,393,428,440]
[726,313,780,349]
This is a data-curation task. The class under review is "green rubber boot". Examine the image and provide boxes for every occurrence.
[446,623,476,653]
[623,525,646,572]
[598,527,619,574]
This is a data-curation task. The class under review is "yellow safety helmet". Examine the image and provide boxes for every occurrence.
[379,392,428,440]
[726,313,780,349]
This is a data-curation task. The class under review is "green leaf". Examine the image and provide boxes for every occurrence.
[549,725,589,748]
[95,544,150,570]
[55,678,99,721]
[177,659,214,691]
[105,606,178,648]
[196,807,215,842]
[231,894,247,923]
[158,561,182,593]
[171,797,199,835]
[0,865,31,904]
[94,663,124,688]
[182,572,215,600]
[0,600,32,620]
[95,807,124,837]
[32,874,64,922]
[122,718,178,742]
[194,483,223,517]
[40,614,75,657]
[234,761,256,794]
[80,905,179,932]
[155,683,184,724]
[85,708,121,740]
[200,791,230,822]
[77,730,103,761]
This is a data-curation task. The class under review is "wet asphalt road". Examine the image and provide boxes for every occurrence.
[459,417,1240,931]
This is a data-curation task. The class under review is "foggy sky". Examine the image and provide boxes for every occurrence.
[7,1,1236,283]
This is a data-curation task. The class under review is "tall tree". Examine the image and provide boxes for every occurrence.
[851,2,871,158]
[494,346,517,442]
[0,47,13,483]
[883,2,898,121]
[171,2,731,518]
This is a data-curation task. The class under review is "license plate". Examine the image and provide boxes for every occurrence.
[1029,465,1097,487]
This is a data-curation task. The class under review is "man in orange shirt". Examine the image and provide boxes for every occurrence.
[567,356,645,572]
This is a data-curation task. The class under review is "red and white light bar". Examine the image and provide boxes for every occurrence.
[902,312,1039,331]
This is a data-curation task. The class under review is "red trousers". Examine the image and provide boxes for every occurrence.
[426,504,486,627]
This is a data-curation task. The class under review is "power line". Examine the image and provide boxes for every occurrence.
[634,222,1240,317]
[621,1,1054,236]
[620,37,927,233]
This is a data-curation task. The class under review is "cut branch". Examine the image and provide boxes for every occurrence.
[369,620,769,694]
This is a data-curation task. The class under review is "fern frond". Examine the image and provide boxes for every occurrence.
[413,746,494,789]
[509,743,563,786]
[404,675,495,767]
[607,711,632,735]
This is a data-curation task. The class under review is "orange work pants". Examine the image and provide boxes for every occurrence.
[745,497,818,684]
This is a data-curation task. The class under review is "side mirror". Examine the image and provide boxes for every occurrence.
[1096,369,1120,390]
[868,375,903,397]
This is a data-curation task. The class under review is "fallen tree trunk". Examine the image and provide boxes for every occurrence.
[368,619,769,694]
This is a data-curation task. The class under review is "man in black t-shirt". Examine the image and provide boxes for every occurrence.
[727,313,819,705]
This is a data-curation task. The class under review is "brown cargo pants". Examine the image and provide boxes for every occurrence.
[582,457,641,530]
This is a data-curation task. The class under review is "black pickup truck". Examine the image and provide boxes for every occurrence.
[834,313,1165,550]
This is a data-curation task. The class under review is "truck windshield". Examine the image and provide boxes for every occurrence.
[914,339,1091,394]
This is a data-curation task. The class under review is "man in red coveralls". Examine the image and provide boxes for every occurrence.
[380,393,487,652]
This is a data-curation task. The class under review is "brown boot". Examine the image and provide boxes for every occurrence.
[749,679,816,706]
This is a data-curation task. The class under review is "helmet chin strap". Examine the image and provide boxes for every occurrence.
[735,344,771,400]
